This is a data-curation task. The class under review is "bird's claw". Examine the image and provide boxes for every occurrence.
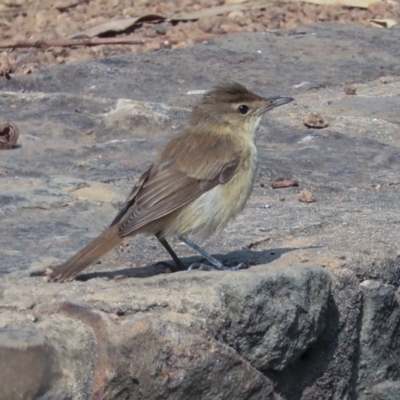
[187,262,249,271]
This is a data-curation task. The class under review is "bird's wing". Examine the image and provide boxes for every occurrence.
[116,131,241,236]
[109,167,152,226]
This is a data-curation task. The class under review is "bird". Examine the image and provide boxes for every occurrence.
[45,82,294,282]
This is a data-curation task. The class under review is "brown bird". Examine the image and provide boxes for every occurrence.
[45,82,294,282]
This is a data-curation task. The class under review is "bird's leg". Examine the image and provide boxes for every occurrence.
[179,236,248,271]
[155,232,186,271]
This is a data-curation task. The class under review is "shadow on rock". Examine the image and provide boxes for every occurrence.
[75,245,322,282]
[264,292,341,400]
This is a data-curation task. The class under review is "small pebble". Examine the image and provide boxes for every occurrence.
[344,84,356,95]
[303,112,328,129]
[299,189,316,203]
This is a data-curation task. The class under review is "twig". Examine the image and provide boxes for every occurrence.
[0,37,145,49]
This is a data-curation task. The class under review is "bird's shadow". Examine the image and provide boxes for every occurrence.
[76,245,323,282]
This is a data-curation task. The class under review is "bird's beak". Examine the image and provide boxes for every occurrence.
[257,96,294,114]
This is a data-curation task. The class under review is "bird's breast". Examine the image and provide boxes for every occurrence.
[219,145,258,216]
[164,145,258,241]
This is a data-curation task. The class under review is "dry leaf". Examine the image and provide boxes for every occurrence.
[70,2,267,39]
[0,121,19,149]
[271,179,299,189]
[3,0,24,6]
[0,55,16,78]
[70,15,166,38]
[299,0,395,9]
[369,19,397,28]
[55,0,87,11]
[174,2,265,20]
[0,4,26,14]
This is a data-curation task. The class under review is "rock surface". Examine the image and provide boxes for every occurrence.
[1,23,400,399]
[1,264,330,399]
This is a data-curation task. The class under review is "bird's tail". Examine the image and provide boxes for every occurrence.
[45,225,121,283]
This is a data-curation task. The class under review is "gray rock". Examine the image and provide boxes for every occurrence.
[0,264,330,399]
[266,269,362,400]
[371,380,400,400]
[0,328,60,399]
[1,22,400,399]
[358,280,400,397]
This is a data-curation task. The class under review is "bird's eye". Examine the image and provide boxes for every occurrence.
[238,104,249,115]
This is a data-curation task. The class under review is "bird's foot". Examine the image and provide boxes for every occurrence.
[188,262,248,271]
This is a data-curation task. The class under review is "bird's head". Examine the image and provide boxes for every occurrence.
[190,82,294,135]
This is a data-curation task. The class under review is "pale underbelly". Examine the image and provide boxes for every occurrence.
[164,161,257,241]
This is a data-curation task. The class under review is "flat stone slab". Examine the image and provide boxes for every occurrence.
[1,23,400,399]
[0,264,330,399]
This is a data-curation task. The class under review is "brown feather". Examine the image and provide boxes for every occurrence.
[45,225,121,282]
[110,166,152,226]
[113,124,242,237]
[200,82,264,105]
[118,147,240,236]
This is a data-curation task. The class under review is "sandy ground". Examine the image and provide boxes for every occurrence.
[0,0,399,76]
